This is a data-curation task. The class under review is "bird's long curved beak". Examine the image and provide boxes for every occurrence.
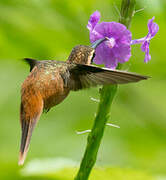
[90,37,109,49]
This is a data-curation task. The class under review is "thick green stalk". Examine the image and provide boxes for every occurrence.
[119,0,136,28]
[75,1,136,180]
[75,85,117,180]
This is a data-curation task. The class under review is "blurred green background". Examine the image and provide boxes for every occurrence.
[0,0,165,179]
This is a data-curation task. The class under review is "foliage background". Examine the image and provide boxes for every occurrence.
[0,0,165,179]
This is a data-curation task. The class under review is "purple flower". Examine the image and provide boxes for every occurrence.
[87,11,132,69]
[87,11,101,32]
[131,17,159,63]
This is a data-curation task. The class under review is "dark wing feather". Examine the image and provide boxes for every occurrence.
[68,64,149,91]
[23,58,39,72]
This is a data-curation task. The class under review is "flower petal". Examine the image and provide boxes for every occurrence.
[113,44,131,63]
[144,46,151,63]
[87,11,100,31]
[148,17,159,37]
[94,44,118,69]
[93,22,131,42]
[141,41,151,63]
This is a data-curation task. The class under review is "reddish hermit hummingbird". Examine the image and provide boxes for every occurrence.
[19,38,148,165]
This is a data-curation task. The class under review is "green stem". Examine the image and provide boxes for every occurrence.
[119,0,136,28]
[75,85,117,180]
[75,1,136,180]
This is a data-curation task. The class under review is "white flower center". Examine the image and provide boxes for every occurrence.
[105,38,116,48]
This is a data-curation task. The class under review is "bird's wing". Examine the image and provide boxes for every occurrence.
[68,63,149,91]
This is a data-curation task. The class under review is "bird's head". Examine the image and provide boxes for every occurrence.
[67,38,108,65]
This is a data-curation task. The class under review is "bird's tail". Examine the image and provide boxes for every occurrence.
[19,90,43,165]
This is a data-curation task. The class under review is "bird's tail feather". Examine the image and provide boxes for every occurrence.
[19,91,43,165]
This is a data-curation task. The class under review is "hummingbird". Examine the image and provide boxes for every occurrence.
[19,38,148,165]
